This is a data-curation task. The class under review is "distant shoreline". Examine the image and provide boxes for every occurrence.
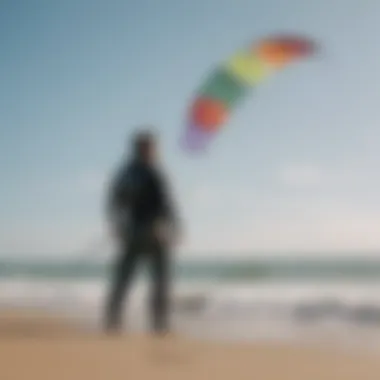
[2,252,380,262]
[1,256,380,281]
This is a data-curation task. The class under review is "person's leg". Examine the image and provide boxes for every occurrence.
[104,237,141,333]
[148,239,171,335]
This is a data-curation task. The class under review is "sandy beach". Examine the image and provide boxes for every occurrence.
[0,309,379,380]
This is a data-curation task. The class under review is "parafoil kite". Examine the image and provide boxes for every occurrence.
[182,34,317,152]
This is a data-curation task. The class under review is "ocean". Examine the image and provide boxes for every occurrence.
[2,256,380,351]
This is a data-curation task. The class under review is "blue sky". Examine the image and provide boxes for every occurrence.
[1,0,380,257]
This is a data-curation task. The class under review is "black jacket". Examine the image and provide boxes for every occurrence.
[107,159,178,231]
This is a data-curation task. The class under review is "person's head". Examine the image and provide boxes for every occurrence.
[130,129,157,163]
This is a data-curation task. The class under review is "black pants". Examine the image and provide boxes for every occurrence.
[104,225,170,334]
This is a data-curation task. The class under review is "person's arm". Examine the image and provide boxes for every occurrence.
[105,165,130,234]
[155,169,181,234]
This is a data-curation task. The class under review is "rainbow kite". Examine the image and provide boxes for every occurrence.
[182,34,318,152]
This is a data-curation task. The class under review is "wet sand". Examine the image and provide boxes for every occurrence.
[0,309,379,380]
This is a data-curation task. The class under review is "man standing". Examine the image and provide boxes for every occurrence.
[104,129,179,335]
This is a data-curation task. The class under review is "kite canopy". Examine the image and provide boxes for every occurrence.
[182,34,317,152]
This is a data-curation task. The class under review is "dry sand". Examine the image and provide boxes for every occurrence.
[0,309,379,380]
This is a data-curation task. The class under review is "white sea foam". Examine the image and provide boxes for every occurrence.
[1,278,380,353]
